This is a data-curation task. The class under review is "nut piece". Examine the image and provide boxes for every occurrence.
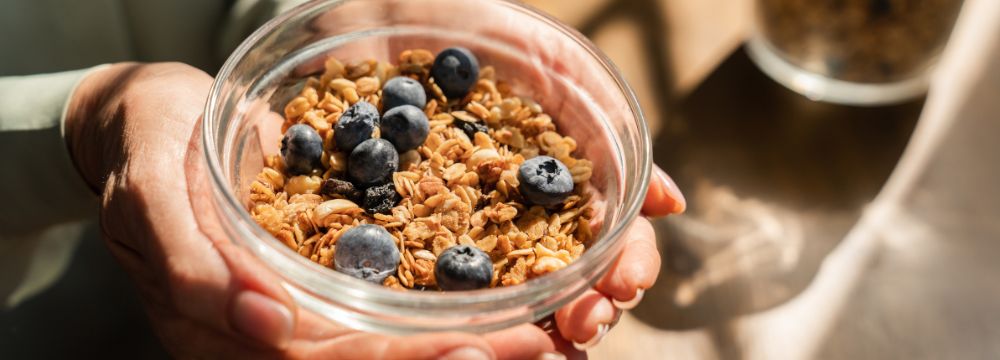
[328,152,348,173]
[355,76,381,97]
[468,148,500,169]
[399,149,421,171]
[284,97,311,119]
[257,167,285,190]
[285,175,322,196]
[531,256,568,275]
[329,78,356,92]
[412,249,437,262]
[313,199,362,227]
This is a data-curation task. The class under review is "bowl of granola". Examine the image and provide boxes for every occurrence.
[202,0,651,334]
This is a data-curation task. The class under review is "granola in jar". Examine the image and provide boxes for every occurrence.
[247,47,597,291]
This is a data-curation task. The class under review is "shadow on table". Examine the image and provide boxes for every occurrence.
[629,47,923,353]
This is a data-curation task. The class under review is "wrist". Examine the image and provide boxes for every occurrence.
[64,62,141,193]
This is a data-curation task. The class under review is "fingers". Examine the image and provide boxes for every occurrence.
[594,218,660,304]
[290,307,357,341]
[290,314,556,360]
[144,299,281,360]
[297,323,558,360]
[555,289,617,346]
[642,165,685,217]
[551,217,661,351]
[541,319,588,360]
[554,219,659,350]
[299,332,495,360]
[484,324,556,360]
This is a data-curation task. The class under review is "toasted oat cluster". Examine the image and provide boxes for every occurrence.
[247,49,596,290]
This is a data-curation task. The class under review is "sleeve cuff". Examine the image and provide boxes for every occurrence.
[60,65,110,148]
[0,65,108,234]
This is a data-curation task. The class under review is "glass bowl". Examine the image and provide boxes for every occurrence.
[747,0,963,105]
[202,0,650,334]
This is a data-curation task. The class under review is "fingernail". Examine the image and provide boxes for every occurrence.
[572,323,610,351]
[535,315,557,334]
[612,288,645,310]
[656,168,686,214]
[537,352,567,360]
[609,307,624,327]
[230,291,294,349]
[439,347,491,360]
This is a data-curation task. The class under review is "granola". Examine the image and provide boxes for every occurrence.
[248,48,596,290]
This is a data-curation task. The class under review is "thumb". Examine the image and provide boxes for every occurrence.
[179,119,299,348]
[642,165,685,217]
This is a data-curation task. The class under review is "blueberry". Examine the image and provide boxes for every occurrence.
[334,101,379,152]
[382,76,427,111]
[280,124,324,175]
[435,245,493,291]
[334,224,400,283]
[430,47,480,99]
[453,118,489,139]
[362,182,400,214]
[320,178,363,202]
[380,105,430,152]
[348,138,399,185]
[517,156,574,206]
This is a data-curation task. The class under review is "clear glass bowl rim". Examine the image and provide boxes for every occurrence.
[202,0,651,312]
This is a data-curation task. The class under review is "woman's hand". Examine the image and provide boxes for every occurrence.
[63,62,557,359]
[552,168,684,356]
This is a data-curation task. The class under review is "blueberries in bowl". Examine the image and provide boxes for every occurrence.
[280,124,323,175]
[435,245,493,291]
[380,105,430,152]
[431,47,479,99]
[334,225,400,283]
[382,76,427,111]
[348,138,399,185]
[518,156,574,206]
[334,101,380,152]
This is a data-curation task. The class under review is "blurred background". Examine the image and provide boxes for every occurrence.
[2,0,998,358]
[523,0,999,359]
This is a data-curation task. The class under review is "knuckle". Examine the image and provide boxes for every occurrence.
[626,218,658,250]
[144,62,208,80]
[123,62,212,103]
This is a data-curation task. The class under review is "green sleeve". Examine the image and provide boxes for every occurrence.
[0,67,104,236]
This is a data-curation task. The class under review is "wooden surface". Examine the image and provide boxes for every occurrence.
[527,0,1000,359]
[525,0,750,138]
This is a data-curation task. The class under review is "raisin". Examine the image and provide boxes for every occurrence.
[320,178,362,202]
[454,119,488,139]
[363,182,400,214]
